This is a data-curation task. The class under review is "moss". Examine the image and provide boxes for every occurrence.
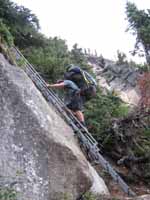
[16,57,26,68]
[0,187,17,200]
[143,128,150,137]
[55,192,73,200]
[83,192,97,200]
[0,41,18,66]
[112,104,130,118]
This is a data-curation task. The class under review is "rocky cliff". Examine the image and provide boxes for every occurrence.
[88,55,141,106]
[0,53,109,200]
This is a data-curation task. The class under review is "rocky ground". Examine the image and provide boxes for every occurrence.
[88,55,141,106]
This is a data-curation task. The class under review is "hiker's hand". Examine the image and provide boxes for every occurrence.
[46,83,51,87]
[46,82,64,88]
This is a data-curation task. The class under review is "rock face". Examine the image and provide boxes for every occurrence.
[88,56,141,106]
[0,54,109,200]
[135,195,150,200]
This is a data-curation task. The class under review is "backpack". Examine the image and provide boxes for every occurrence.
[64,66,97,100]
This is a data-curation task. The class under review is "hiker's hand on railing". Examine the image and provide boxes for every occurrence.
[46,83,51,87]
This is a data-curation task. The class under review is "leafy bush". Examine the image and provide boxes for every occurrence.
[0,187,17,200]
[84,90,124,141]
[0,19,14,46]
[126,2,150,65]
[116,50,127,65]
[22,37,70,82]
[143,128,150,137]
[136,63,149,72]
[83,192,96,200]
[112,104,129,117]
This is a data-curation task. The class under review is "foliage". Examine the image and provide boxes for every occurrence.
[0,0,92,82]
[125,2,150,109]
[16,56,26,68]
[0,19,14,46]
[0,0,39,48]
[59,192,72,200]
[22,37,70,82]
[112,104,129,118]
[0,187,17,200]
[116,50,128,65]
[84,89,125,141]
[135,63,149,72]
[143,128,150,137]
[70,43,89,68]
[126,2,150,65]
[83,192,96,200]
[107,110,150,183]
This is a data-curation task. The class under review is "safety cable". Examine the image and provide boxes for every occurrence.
[13,47,136,197]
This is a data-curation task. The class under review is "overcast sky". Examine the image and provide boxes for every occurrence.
[12,0,150,63]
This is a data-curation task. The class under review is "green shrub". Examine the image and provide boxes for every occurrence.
[112,104,130,117]
[0,187,17,200]
[143,128,150,137]
[84,90,124,139]
[0,19,14,46]
[83,192,96,200]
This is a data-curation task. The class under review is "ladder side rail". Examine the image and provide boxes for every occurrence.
[24,62,98,145]
[25,64,95,147]
[14,47,98,144]
[88,148,136,197]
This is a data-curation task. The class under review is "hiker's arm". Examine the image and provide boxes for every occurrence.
[46,82,65,89]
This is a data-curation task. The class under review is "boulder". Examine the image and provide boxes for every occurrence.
[91,58,141,106]
[88,164,109,195]
[0,54,109,200]
[135,195,150,200]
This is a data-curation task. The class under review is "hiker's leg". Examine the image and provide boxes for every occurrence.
[67,106,86,126]
[67,91,86,125]
[74,110,85,123]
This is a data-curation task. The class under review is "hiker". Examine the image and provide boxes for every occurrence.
[64,64,97,102]
[46,80,86,126]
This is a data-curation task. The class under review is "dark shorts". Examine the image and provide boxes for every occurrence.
[66,93,83,112]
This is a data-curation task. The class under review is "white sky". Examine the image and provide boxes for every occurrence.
[12,0,150,63]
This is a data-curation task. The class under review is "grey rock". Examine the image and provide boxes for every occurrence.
[126,72,138,87]
[91,59,141,106]
[134,195,150,200]
[108,64,123,74]
[0,54,109,200]
[109,78,125,91]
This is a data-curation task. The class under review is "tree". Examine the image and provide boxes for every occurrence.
[116,50,128,65]
[126,2,150,109]
[126,2,150,66]
[0,0,40,48]
[23,37,70,82]
[70,43,88,68]
[84,89,125,141]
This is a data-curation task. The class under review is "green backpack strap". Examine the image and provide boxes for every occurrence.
[81,70,97,87]
[81,70,91,86]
